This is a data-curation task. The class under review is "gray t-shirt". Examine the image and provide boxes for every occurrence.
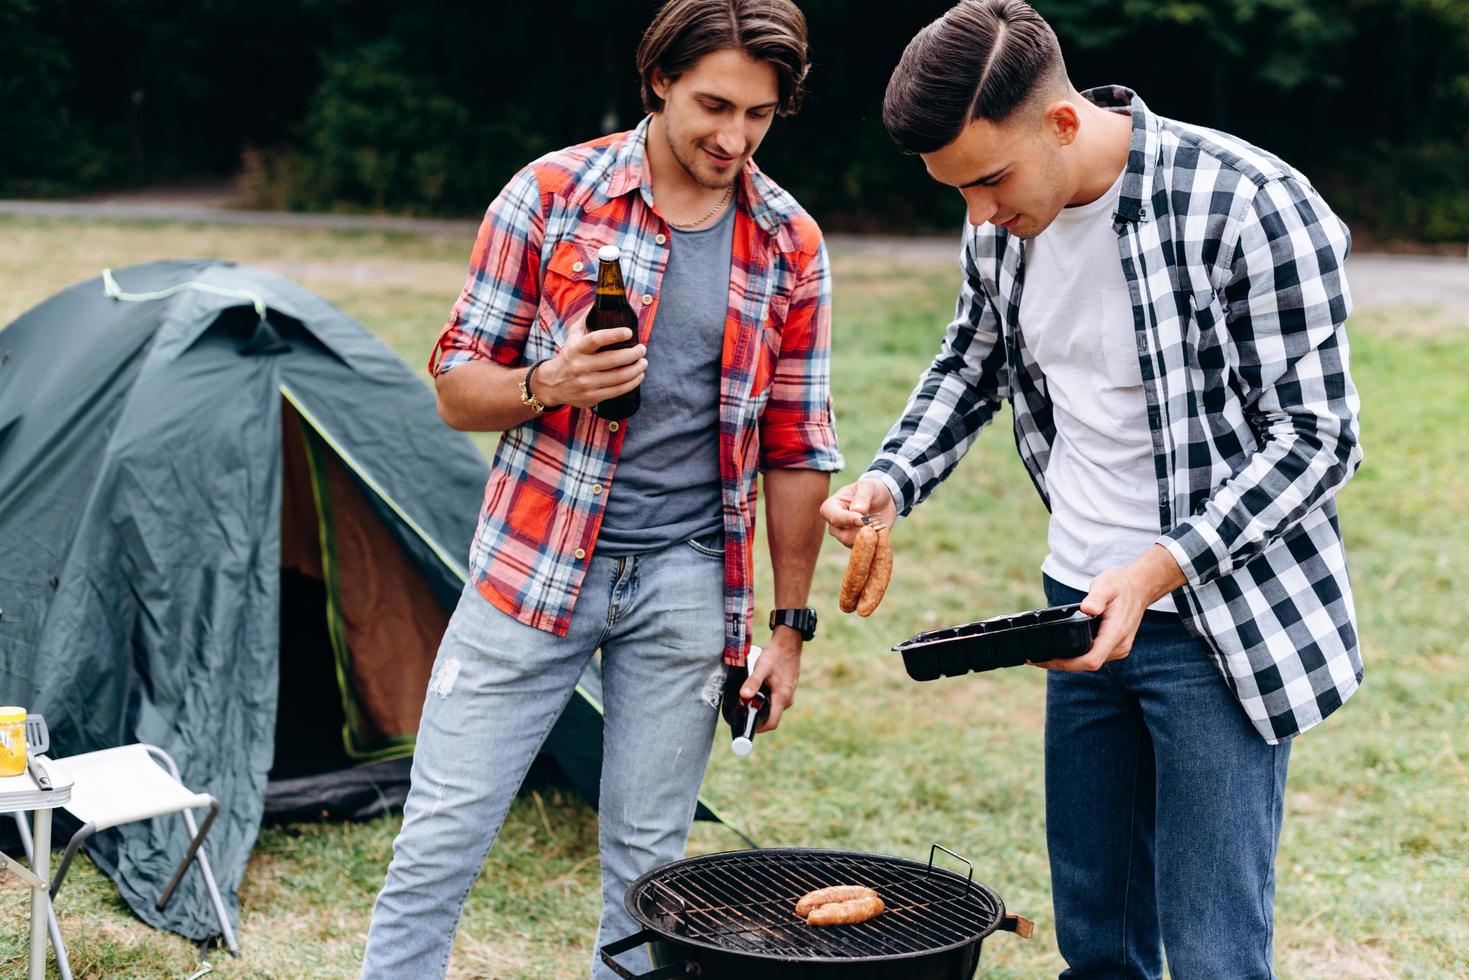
[596,204,733,555]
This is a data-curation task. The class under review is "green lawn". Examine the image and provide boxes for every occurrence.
[1,216,1465,978]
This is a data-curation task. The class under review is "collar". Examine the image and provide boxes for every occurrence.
[598,115,790,239]
[1079,85,1158,224]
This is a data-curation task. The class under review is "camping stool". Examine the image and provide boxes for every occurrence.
[44,742,240,958]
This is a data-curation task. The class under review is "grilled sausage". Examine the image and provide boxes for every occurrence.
[856,527,892,617]
[795,884,878,918]
[839,525,879,613]
[806,895,886,926]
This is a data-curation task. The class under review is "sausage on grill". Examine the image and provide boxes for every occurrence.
[806,895,886,926]
[794,884,878,918]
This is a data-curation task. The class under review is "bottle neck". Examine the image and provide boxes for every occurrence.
[596,259,627,297]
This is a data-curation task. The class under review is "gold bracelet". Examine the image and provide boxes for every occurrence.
[519,360,548,415]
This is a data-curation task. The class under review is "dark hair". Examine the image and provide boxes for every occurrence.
[637,0,810,116]
[883,0,1065,153]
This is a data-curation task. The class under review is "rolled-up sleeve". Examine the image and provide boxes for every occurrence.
[429,166,546,376]
[759,240,844,472]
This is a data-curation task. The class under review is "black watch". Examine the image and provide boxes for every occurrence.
[769,607,818,641]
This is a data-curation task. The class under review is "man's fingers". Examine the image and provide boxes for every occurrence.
[571,326,634,355]
[819,491,855,525]
[739,665,769,701]
[583,342,645,367]
[1084,619,1125,663]
[566,360,646,403]
[758,688,792,733]
[592,358,648,387]
[848,479,895,527]
[599,373,645,399]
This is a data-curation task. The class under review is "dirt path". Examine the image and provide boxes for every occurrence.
[2,199,1464,311]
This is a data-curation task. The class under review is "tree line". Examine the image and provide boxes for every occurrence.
[3,0,1466,242]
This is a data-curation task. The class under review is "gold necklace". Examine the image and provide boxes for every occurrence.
[668,185,733,230]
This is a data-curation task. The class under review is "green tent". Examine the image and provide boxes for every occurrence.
[0,260,733,944]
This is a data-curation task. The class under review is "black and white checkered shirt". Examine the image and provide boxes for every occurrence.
[865,86,1363,743]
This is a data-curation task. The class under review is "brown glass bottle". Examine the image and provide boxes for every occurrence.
[721,645,772,757]
[587,245,641,420]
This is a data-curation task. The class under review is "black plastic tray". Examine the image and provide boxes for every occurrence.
[893,603,1101,682]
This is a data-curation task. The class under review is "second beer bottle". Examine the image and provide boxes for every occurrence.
[587,245,641,421]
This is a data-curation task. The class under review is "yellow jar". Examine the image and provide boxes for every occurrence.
[0,707,27,777]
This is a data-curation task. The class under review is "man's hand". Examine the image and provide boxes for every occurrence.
[534,310,647,409]
[819,479,898,548]
[741,627,802,733]
[1032,544,1187,672]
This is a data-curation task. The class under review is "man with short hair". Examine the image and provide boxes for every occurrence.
[361,2,840,976]
[822,1,1361,976]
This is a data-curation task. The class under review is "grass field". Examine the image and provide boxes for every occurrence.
[0,215,1465,978]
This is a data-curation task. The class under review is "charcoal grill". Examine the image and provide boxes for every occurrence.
[600,846,1031,979]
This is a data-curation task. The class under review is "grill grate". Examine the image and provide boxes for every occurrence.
[629,848,1004,961]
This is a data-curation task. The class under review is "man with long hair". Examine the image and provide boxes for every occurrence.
[823,2,1361,976]
[362,2,839,976]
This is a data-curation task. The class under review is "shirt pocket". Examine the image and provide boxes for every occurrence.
[757,293,788,374]
[533,240,600,361]
[745,274,792,399]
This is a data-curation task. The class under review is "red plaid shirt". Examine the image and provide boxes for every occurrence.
[431,118,843,665]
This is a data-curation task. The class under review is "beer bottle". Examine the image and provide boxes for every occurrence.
[587,245,641,420]
[722,645,772,757]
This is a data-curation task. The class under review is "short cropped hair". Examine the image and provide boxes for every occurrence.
[883,0,1066,153]
[637,0,811,116]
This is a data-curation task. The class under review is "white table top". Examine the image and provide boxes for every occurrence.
[0,758,73,812]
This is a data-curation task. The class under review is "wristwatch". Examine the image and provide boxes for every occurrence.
[519,360,548,415]
[769,607,818,641]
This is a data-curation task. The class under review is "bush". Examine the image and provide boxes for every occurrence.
[289,41,478,214]
[1325,141,1469,245]
[0,0,101,195]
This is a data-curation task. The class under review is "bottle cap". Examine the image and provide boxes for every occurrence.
[0,707,25,724]
[598,245,621,262]
[731,736,754,756]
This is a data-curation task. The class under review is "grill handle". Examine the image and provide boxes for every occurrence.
[1001,913,1036,939]
[598,929,686,979]
[927,843,975,895]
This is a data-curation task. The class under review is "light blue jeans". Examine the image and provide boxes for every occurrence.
[360,536,728,979]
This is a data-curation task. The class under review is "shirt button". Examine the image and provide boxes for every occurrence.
[655,234,667,245]
[641,294,653,306]
[571,261,584,273]
[608,421,621,432]
[592,484,603,495]
[574,548,587,560]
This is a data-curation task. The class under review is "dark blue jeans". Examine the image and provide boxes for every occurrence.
[1043,577,1291,980]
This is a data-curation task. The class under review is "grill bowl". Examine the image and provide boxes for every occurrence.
[603,847,1027,980]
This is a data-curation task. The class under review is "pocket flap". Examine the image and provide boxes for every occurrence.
[544,240,599,283]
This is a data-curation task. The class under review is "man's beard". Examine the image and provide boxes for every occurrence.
[665,125,739,190]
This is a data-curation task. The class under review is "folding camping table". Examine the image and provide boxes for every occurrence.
[0,758,74,980]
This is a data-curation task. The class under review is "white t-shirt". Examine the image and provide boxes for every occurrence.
[1020,169,1175,612]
